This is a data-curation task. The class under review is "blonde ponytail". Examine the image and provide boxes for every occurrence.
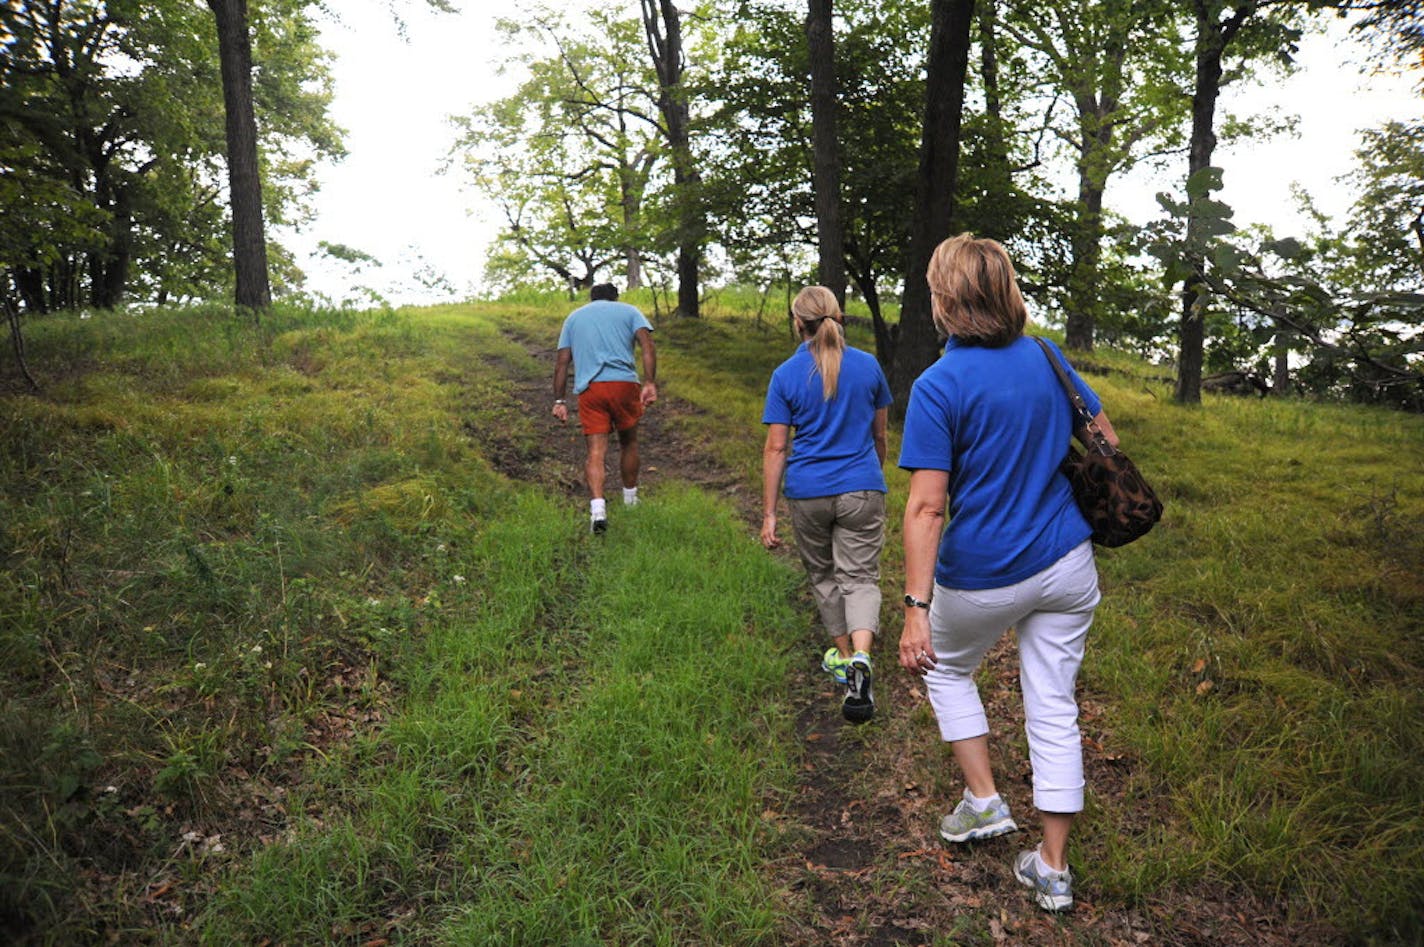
[791,286,846,400]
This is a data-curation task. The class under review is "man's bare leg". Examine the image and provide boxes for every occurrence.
[585,433,610,500]
[617,425,639,489]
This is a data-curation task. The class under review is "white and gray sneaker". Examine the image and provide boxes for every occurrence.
[1014,848,1073,912]
[938,788,1019,843]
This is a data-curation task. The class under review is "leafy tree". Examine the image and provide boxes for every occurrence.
[999,0,1190,350]
[451,6,665,293]
[711,0,932,358]
[1344,0,1424,80]
[0,0,340,315]
[1149,146,1424,411]
[1341,119,1424,288]
[1173,0,1305,404]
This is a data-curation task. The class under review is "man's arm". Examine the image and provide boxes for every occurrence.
[635,327,658,405]
[552,347,572,421]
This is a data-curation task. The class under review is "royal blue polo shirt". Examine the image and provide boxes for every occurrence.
[762,343,892,499]
[898,335,1103,589]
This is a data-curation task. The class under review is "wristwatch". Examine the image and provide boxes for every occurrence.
[554,399,565,405]
[904,593,931,610]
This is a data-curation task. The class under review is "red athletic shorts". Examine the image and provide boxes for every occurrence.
[577,381,643,435]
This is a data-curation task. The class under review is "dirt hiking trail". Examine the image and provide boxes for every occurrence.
[482,329,1338,947]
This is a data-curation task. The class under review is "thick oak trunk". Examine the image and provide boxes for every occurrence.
[642,0,702,318]
[807,0,846,304]
[888,0,975,413]
[208,0,272,313]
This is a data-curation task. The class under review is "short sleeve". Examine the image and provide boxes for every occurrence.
[897,377,954,472]
[762,371,792,426]
[1070,371,1102,416]
[874,364,892,410]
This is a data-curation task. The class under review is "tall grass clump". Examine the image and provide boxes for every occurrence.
[0,301,522,940]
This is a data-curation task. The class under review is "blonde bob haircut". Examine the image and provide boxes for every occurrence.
[790,285,846,400]
[926,233,1028,347]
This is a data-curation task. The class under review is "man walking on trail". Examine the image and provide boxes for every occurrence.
[551,283,658,533]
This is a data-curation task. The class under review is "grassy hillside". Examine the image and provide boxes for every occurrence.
[2,295,1421,943]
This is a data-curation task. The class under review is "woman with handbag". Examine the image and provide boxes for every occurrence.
[761,285,892,723]
[897,234,1119,913]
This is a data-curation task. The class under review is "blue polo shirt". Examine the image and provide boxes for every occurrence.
[898,335,1102,590]
[762,343,892,499]
[557,300,654,394]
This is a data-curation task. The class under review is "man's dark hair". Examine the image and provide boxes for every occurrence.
[590,283,618,301]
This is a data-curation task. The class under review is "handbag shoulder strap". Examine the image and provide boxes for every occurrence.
[1032,336,1114,455]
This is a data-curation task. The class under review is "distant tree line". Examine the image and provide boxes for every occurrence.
[1,1,1419,408]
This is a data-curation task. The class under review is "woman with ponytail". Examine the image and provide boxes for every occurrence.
[761,286,892,723]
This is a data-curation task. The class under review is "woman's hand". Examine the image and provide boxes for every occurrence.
[759,513,781,549]
[899,607,937,676]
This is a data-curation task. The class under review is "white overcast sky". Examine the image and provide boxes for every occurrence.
[283,2,1421,306]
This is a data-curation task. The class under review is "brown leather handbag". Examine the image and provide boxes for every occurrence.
[1034,338,1163,547]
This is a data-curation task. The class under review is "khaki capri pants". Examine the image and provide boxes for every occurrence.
[787,490,886,639]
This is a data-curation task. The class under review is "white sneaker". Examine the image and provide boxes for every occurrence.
[1014,848,1073,912]
[938,789,1018,843]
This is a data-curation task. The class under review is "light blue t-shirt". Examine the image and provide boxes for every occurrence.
[557,300,654,394]
[898,335,1103,590]
[762,343,892,499]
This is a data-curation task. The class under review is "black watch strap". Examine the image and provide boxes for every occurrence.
[904,593,931,610]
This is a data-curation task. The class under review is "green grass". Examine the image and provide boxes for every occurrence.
[0,301,804,944]
[624,310,1424,942]
[3,298,1422,943]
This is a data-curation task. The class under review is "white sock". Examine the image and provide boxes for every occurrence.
[1035,850,1065,876]
[966,788,1001,810]
[623,486,638,506]
[590,498,607,518]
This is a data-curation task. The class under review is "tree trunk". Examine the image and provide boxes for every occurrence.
[4,292,39,391]
[16,269,47,314]
[1272,316,1290,396]
[1064,168,1105,350]
[976,0,1016,245]
[642,0,702,318]
[208,0,272,314]
[848,254,892,367]
[95,186,133,309]
[888,0,975,413]
[621,176,644,289]
[1176,1,1253,405]
[806,0,847,305]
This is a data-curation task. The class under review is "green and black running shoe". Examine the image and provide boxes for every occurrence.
[842,651,874,723]
[820,647,850,686]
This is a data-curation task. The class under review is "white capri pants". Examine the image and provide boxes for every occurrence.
[924,540,1100,814]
